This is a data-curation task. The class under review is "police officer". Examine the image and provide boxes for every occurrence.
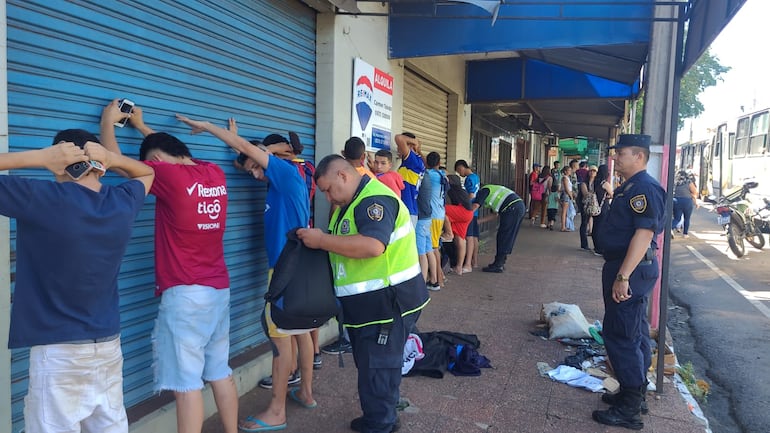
[298,155,430,433]
[592,134,665,430]
[471,184,526,272]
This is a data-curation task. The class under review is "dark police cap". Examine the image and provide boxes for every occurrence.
[607,134,651,150]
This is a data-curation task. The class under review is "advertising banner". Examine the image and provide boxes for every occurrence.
[351,58,393,151]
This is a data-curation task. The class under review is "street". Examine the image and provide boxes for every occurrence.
[668,204,770,433]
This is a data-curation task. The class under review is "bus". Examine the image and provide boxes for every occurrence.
[701,108,770,200]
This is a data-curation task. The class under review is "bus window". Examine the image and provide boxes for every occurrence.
[749,111,768,155]
[734,117,750,157]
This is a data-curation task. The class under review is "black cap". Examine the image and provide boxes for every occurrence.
[608,134,651,150]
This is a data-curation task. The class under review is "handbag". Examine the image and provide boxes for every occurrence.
[583,191,601,217]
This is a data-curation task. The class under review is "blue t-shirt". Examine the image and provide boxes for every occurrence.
[263,154,310,268]
[464,172,480,216]
[0,177,146,348]
[397,150,425,216]
[426,168,446,220]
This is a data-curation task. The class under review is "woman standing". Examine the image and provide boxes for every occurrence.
[591,164,613,255]
[560,166,574,231]
[578,165,598,250]
[528,163,542,223]
[672,170,698,238]
[538,165,553,228]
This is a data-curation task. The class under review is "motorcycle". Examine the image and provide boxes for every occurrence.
[706,180,766,258]
[754,197,770,235]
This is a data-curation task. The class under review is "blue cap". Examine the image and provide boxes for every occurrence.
[608,134,651,150]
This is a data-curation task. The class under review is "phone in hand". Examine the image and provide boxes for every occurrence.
[65,160,93,180]
[114,98,135,128]
[65,160,105,180]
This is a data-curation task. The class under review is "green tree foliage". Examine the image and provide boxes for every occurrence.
[633,49,730,132]
[678,48,730,129]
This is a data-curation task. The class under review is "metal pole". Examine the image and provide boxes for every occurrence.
[654,1,685,394]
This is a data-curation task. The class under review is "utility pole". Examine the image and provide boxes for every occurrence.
[640,0,686,393]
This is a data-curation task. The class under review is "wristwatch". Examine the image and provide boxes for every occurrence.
[616,273,630,282]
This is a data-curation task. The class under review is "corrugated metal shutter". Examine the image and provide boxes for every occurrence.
[6,0,315,430]
[403,69,448,164]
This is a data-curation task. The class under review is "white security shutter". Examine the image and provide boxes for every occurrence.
[403,69,449,164]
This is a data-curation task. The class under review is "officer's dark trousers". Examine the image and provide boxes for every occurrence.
[494,201,526,263]
[348,311,418,433]
[601,258,657,388]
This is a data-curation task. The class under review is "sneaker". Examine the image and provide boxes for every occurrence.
[350,416,401,432]
[462,267,472,273]
[683,234,690,239]
[592,249,603,257]
[258,371,301,389]
[321,339,352,355]
[540,224,547,228]
[427,282,441,291]
[313,353,322,370]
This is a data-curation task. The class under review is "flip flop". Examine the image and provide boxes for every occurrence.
[288,387,317,409]
[239,415,287,432]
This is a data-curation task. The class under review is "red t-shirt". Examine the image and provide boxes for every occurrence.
[145,160,230,295]
[376,171,405,198]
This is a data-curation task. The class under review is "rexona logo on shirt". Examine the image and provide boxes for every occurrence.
[186,182,227,224]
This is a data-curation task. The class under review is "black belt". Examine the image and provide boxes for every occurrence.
[58,333,120,345]
[604,247,656,265]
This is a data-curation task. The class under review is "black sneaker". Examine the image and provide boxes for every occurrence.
[313,353,322,370]
[258,371,301,389]
[350,416,401,432]
[321,339,352,355]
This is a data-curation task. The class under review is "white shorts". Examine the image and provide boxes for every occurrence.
[24,337,127,433]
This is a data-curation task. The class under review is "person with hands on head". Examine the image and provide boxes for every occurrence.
[395,132,426,227]
[0,129,153,433]
[592,135,665,430]
[175,114,314,433]
[296,155,430,433]
[101,101,239,433]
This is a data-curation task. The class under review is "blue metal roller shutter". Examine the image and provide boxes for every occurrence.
[6,0,316,430]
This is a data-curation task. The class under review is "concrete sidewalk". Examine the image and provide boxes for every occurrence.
[202,221,707,433]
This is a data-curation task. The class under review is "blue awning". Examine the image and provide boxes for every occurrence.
[389,0,654,62]
[467,58,640,102]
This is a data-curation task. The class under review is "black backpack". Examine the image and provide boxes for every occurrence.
[264,229,339,330]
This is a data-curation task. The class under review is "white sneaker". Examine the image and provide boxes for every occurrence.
[540,224,547,228]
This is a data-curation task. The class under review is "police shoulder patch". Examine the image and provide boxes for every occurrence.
[630,194,647,213]
[367,203,384,221]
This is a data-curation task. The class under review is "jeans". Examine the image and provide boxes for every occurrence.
[672,197,694,234]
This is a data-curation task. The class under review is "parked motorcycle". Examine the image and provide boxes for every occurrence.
[706,181,766,258]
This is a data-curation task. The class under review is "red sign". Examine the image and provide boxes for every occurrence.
[374,68,393,95]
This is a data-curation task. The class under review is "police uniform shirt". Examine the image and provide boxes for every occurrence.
[348,177,400,246]
[600,170,666,256]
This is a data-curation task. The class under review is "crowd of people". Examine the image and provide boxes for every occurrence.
[1,90,665,432]
[2,99,533,433]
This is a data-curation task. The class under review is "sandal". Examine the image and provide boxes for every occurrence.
[239,415,287,432]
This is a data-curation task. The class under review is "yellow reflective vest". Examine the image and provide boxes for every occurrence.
[329,178,428,328]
